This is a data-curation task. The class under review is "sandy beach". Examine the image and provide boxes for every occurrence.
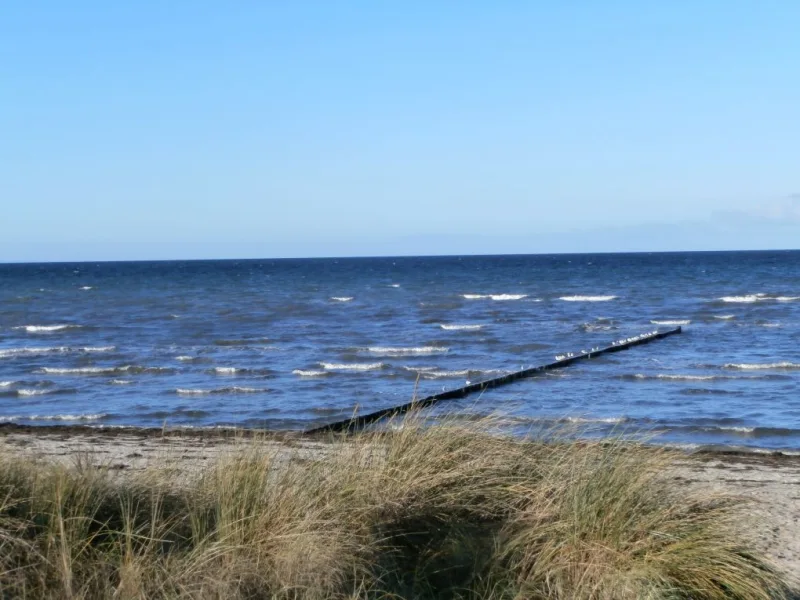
[1,424,798,585]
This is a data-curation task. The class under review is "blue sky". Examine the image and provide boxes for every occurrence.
[2,1,798,262]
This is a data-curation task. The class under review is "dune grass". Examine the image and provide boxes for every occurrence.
[0,414,792,599]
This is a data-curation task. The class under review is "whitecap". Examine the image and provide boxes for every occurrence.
[175,356,195,361]
[560,295,618,302]
[440,324,483,331]
[1,346,114,359]
[389,284,401,288]
[320,362,384,371]
[420,370,471,379]
[213,367,240,374]
[758,322,781,328]
[366,346,449,356]
[176,387,267,395]
[402,366,439,372]
[109,379,133,385]
[650,320,691,325]
[80,286,93,291]
[0,381,14,387]
[13,324,82,333]
[714,315,736,320]
[724,362,800,370]
[39,367,118,375]
[0,413,107,422]
[18,389,48,397]
[330,296,354,302]
[718,294,799,303]
[462,294,527,301]
[292,369,328,377]
[563,416,627,425]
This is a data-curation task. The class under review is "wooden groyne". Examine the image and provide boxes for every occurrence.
[305,326,683,435]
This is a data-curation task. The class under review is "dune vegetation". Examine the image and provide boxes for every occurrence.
[0,414,792,599]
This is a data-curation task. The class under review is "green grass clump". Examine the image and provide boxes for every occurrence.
[0,414,791,599]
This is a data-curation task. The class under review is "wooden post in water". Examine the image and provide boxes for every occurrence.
[304,326,682,435]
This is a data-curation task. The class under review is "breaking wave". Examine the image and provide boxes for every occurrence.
[559,295,617,302]
[38,366,175,376]
[175,387,269,395]
[714,315,736,320]
[718,294,800,303]
[330,297,354,302]
[724,362,800,370]
[0,346,114,359]
[292,369,329,377]
[13,325,83,333]
[0,413,107,422]
[650,319,691,325]
[320,362,384,371]
[462,294,528,301]
[366,346,449,356]
[440,324,483,331]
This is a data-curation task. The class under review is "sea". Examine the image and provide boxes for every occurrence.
[1,251,799,450]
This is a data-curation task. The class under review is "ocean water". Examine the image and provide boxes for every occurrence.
[1,251,799,450]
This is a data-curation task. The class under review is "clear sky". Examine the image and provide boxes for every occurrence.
[2,1,798,262]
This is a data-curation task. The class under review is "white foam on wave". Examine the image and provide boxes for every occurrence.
[714,315,736,320]
[650,320,691,325]
[18,389,48,397]
[389,284,401,288]
[292,369,328,377]
[0,414,106,422]
[462,294,528,301]
[213,367,240,374]
[320,362,384,371]
[0,381,14,387]
[724,362,800,370]
[0,346,114,359]
[80,286,93,291]
[560,295,618,302]
[175,386,267,395]
[402,366,439,372]
[366,346,449,356]
[758,322,781,328]
[634,374,720,381]
[718,294,799,303]
[331,296,354,302]
[440,324,482,331]
[564,416,627,425]
[176,356,194,362]
[13,325,82,333]
[38,365,171,375]
[109,379,133,385]
[420,370,470,379]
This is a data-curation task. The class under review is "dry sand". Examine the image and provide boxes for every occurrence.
[1,424,799,584]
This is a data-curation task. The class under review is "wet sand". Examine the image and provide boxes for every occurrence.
[1,424,799,583]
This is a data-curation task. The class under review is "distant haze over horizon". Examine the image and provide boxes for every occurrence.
[2,3,798,262]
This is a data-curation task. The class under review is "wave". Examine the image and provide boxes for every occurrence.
[559,295,617,302]
[17,389,49,397]
[175,356,195,362]
[213,367,240,374]
[13,325,82,333]
[0,413,107,422]
[757,322,781,328]
[650,319,691,325]
[389,284,401,288]
[292,369,328,377]
[440,324,482,331]
[714,315,736,320]
[724,362,800,370]
[577,323,616,333]
[718,294,800,303]
[626,373,723,381]
[0,346,114,359]
[38,366,175,375]
[320,362,384,371]
[109,379,133,385]
[366,346,449,356]
[175,386,269,395]
[462,294,528,301]
[330,296,353,302]
[80,286,93,291]
[0,381,13,387]
[563,416,629,425]
[403,367,510,379]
